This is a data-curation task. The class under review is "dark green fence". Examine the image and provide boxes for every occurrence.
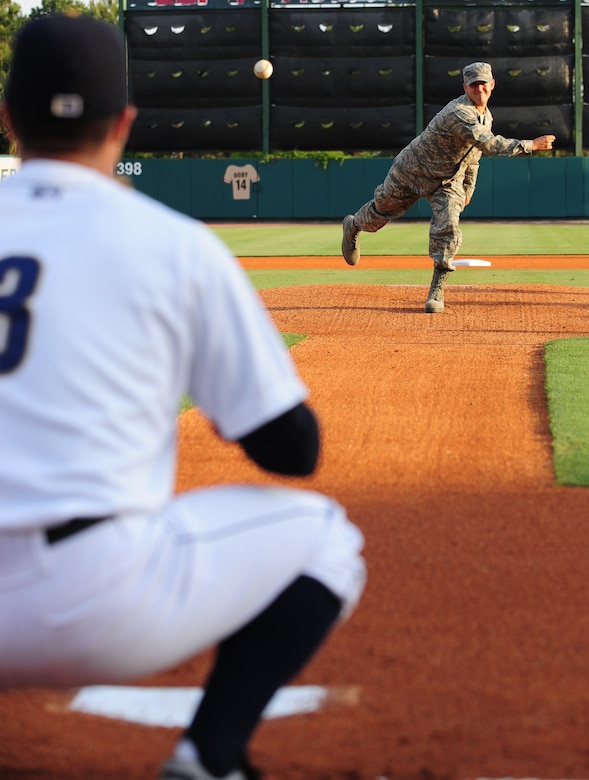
[117,155,589,219]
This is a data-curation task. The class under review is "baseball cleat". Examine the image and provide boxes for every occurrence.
[342,214,361,266]
[159,756,261,780]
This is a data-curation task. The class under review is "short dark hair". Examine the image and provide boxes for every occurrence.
[8,116,117,155]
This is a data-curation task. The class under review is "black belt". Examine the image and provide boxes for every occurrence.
[45,516,113,545]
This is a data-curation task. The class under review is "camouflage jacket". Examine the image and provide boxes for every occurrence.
[393,94,534,200]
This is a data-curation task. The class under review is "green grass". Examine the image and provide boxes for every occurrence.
[246,268,589,290]
[179,394,195,413]
[210,221,589,257]
[545,339,589,486]
[283,332,307,348]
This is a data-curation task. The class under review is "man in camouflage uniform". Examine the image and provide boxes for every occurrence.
[341,61,556,313]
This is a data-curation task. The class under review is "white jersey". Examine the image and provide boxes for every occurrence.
[0,160,307,530]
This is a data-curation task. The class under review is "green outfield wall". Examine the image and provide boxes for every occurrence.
[115,156,589,220]
[2,154,585,220]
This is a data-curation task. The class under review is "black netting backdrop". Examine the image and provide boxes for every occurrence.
[268,7,415,150]
[491,104,573,144]
[125,2,579,153]
[129,106,262,152]
[270,105,416,151]
[583,3,589,41]
[125,9,261,58]
[269,7,415,56]
[126,8,263,151]
[268,56,415,107]
[424,7,573,57]
[129,58,261,108]
[584,6,589,141]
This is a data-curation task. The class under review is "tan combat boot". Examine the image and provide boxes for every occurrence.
[342,215,360,266]
[424,267,450,313]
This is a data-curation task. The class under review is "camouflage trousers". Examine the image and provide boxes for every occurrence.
[353,166,466,267]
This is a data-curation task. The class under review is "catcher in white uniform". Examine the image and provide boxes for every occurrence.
[0,15,366,780]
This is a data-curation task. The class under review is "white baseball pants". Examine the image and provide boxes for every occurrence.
[0,485,365,688]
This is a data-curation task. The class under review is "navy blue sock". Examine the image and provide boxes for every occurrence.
[185,575,341,776]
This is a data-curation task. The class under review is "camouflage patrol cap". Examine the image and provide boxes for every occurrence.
[463,62,493,85]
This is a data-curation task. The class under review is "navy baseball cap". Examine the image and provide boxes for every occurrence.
[5,14,128,125]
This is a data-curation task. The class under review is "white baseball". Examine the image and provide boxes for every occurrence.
[254,59,273,79]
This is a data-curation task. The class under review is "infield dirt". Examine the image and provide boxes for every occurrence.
[2,257,589,780]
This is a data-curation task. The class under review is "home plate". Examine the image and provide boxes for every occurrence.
[68,685,358,728]
[454,259,492,267]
